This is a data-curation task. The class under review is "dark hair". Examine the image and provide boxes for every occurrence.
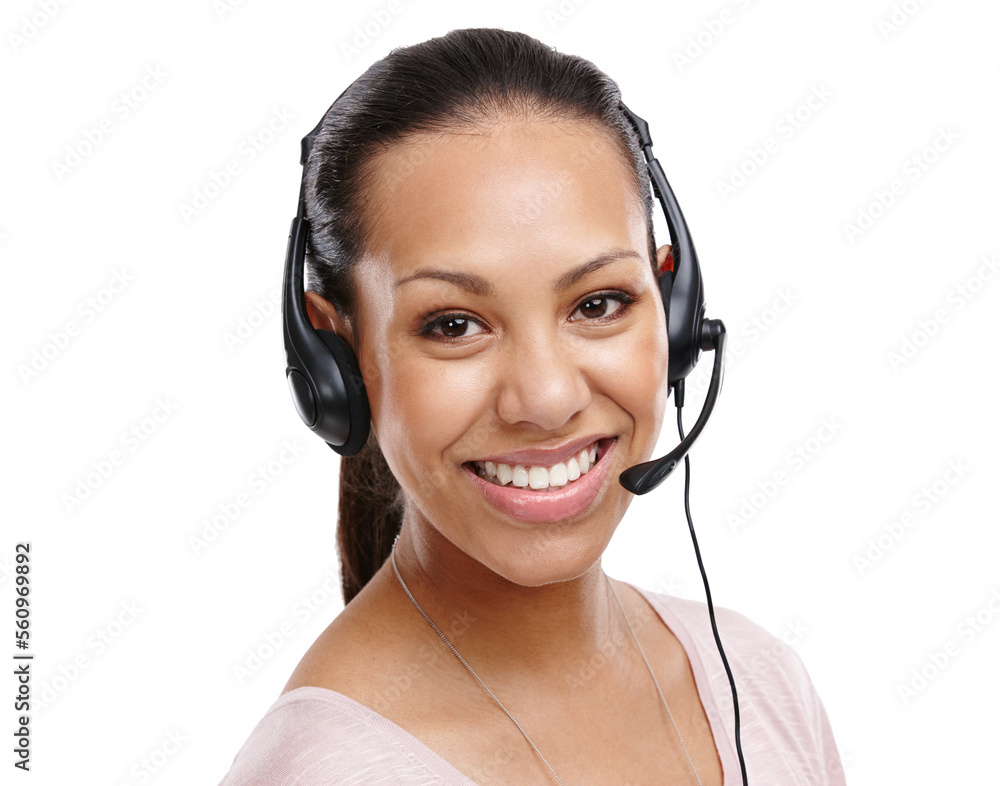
[304,27,655,605]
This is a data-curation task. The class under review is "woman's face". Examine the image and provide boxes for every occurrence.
[312,118,671,586]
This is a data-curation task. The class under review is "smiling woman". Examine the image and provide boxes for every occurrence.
[319,115,670,587]
[218,28,845,785]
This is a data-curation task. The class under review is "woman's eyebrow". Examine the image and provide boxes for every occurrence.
[394,269,493,296]
[393,249,642,295]
[554,250,642,291]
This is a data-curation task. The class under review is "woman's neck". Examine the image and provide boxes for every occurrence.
[385,517,629,686]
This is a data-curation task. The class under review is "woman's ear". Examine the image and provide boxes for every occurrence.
[304,291,354,345]
[655,243,673,275]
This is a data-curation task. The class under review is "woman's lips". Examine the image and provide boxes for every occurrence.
[471,433,613,468]
[462,437,617,523]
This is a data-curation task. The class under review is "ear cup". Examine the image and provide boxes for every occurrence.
[665,248,706,386]
[314,329,371,456]
[282,208,371,457]
[657,265,674,340]
[619,102,707,387]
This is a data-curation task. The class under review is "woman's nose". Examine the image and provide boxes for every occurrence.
[494,332,593,432]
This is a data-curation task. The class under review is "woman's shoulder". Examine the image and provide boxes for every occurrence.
[215,687,358,785]
[627,581,806,672]
[627,582,845,782]
[278,565,430,703]
[216,686,471,785]
[218,572,474,786]
[629,581,820,694]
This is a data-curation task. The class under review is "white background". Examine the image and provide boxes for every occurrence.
[4,0,998,783]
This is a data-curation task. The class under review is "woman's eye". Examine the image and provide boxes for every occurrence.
[425,315,485,339]
[572,293,634,321]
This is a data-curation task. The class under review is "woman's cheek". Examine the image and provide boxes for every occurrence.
[379,357,476,491]
[607,323,669,455]
[643,329,671,452]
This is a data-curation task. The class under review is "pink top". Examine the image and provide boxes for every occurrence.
[218,585,845,785]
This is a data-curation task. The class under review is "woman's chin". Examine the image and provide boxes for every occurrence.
[473,531,612,589]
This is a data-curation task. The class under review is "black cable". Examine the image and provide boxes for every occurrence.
[674,379,748,785]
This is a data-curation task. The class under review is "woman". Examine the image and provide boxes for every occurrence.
[219,28,844,785]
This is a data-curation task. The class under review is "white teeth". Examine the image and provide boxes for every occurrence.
[528,466,549,490]
[471,441,603,491]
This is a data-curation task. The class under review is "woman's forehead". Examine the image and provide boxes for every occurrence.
[360,119,648,279]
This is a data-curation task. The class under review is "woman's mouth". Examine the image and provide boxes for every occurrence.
[462,437,617,523]
[467,440,601,492]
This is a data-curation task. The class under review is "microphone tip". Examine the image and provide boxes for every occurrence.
[618,458,678,496]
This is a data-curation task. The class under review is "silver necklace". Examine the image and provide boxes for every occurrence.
[390,540,702,785]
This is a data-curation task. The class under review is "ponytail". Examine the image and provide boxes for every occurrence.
[336,429,403,605]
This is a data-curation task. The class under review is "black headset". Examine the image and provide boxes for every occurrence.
[281,88,747,784]
[282,96,727,493]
